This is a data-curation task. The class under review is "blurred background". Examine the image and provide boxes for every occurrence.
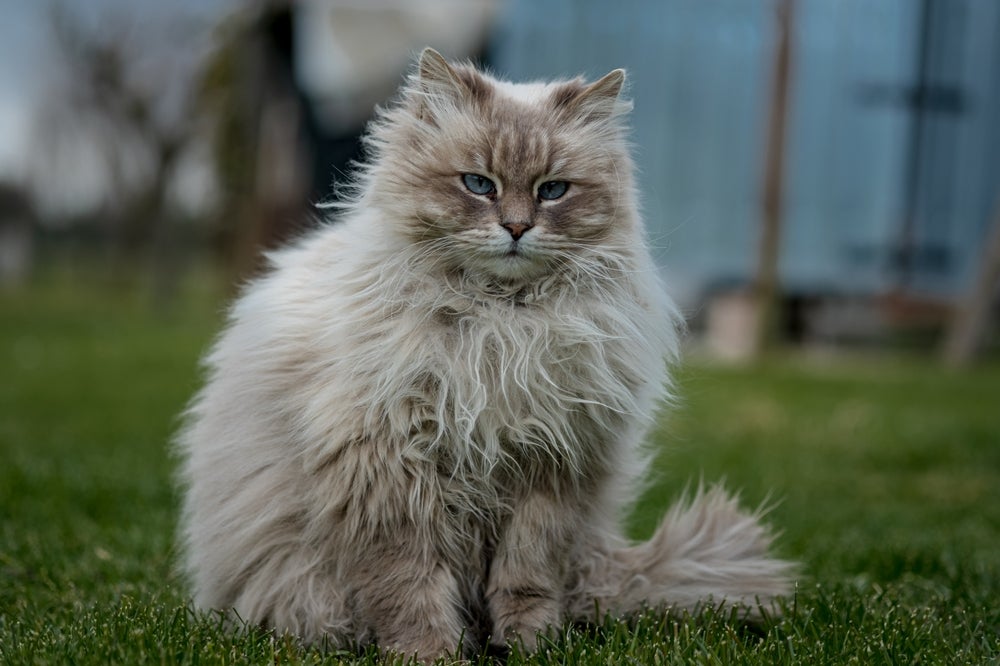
[2,0,999,364]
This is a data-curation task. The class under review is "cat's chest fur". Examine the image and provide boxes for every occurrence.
[386,286,645,482]
[278,237,663,499]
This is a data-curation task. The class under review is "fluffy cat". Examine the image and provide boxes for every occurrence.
[177,48,793,660]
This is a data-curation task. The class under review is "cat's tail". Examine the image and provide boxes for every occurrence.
[567,484,795,622]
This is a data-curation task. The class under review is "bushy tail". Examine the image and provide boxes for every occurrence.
[568,484,796,622]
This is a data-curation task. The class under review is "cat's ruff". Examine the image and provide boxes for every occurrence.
[177,48,793,661]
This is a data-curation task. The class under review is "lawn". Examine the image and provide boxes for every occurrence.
[1,276,998,664]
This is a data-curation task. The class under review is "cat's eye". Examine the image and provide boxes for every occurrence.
[537,181,569,201]
[462,174,496,197]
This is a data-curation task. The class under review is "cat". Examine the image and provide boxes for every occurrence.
[176,48,793,661]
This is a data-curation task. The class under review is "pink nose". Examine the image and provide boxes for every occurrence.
[502,221,532,240]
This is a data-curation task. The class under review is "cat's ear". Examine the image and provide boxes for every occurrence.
[414,48,489,121]
[553,69,631,123]
[418,48,463,94]
[583,69,627,112]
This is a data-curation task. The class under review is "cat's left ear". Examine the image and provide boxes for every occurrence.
[554,69,631,123]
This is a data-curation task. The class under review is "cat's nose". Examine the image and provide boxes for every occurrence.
[501,220,533,240]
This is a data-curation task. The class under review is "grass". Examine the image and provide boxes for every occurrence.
[1,275,998,664]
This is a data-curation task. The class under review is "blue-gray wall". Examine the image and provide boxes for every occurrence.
[490,0,1000,304]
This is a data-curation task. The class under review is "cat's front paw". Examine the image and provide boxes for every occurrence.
[489,586,562,653]
[380,636,462,665]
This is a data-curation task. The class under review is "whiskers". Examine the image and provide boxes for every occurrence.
[361,211,671,320]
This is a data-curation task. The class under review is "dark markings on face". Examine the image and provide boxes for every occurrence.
[401,68,624,249]
[549,79,587,116]
[454,68,494,106]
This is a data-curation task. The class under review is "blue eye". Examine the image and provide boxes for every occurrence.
[538,181,569,201]
[462,174,496,196]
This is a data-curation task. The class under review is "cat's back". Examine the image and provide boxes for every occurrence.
[180,216,385,464]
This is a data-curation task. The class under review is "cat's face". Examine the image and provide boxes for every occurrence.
[370,49,637,284]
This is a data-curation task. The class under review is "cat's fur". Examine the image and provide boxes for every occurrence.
[177,48,793,660]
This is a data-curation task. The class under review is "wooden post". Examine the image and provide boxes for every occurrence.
[751,0,795,358]
[942,195,1000,367]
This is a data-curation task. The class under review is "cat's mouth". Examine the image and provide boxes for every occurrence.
[504,238,538,260]
[472,240,551,283]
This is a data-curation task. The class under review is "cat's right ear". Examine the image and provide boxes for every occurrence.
[412,48,488,123]
[418,48,461,93]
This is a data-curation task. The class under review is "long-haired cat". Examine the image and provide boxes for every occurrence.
[177,48,793,660]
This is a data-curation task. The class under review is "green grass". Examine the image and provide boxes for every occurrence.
[2,277,999,664]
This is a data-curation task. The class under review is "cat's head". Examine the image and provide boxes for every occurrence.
[364,48,638,284]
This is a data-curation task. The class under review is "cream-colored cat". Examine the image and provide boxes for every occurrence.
[177,48,792,661]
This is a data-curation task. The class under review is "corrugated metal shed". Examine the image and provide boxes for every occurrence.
[489,0,1000,305]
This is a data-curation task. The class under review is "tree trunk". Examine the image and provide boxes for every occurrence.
[942,197,1000,367]
[751,0,795,358]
